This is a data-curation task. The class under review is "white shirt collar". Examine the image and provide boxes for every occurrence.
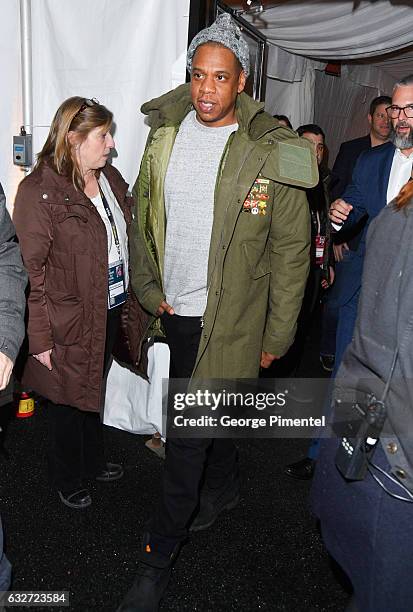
[395,147,413,161]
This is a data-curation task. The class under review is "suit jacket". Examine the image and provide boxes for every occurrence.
[331,134,372,248]
[336,141,395,305]
[330,134,371,201]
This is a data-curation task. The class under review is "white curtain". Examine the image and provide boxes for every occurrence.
[314,68,380,165]
[246,0,413,60]
[0,0,190,207]
[265,65,317,129]
[0,1,23,209]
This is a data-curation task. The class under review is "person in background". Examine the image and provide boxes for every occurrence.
[0,182,27,591]
[273,124,333,379]
[319,95,391,373]
[13,97,147,510]
[286,96,393,480]
[273,114,293,129]
[329,76,413,363]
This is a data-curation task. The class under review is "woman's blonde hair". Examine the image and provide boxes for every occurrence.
[37,96,113,190]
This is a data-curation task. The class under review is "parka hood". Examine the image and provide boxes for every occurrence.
[141,83,298,143]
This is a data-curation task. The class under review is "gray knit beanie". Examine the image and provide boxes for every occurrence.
[186,13,250,77]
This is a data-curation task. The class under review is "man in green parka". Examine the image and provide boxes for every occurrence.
[119,13,318,611]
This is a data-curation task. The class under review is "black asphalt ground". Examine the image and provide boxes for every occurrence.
[0,315,350,612]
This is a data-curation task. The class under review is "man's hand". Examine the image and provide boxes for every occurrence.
[156,300,175,316]
[333,241,349,262]
[321,266,335,289]
[33,349,53,371]
[260,351,280,368]
[0,352,13,390]
[329,199,353,225]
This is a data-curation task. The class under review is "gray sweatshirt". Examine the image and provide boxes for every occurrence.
[163,111,237,316]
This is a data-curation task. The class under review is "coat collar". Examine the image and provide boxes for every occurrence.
[32,160,129,207]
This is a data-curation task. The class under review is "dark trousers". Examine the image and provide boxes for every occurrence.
[148,314,237,548]
[319,293,338,358]
[265,267,321,378]
[47,306,121,492]
[308,288,359,461]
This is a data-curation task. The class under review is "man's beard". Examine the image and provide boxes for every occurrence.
[390,121,413,150]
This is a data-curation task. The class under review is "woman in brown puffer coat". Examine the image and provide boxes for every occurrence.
[13,97,148,510]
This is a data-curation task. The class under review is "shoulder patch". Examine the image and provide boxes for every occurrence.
[260,137,319,189]
[278,142,313,185]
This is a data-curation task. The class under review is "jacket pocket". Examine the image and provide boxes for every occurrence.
[242,242,271,279]
[53,211,88,224]
[47,291,83,346]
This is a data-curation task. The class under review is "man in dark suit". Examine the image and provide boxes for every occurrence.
[286,96,391,481]
[330,95,392,202]
[321,95,391,368]
[330,74,413,361]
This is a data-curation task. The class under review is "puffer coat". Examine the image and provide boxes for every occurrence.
[13,161,149,412]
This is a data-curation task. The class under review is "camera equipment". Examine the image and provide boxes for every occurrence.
[335,394,386,480]
[335,346,398,481]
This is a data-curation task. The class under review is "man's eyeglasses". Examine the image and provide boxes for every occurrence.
[386,104,413,119]
[73,97,99,119]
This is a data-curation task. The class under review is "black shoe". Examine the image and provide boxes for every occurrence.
[58,488,92,509]
[320,354,335,372]
[284,457,315,480]
[190,477,240,532]
[95,462,124,482]
[117,534,179,612]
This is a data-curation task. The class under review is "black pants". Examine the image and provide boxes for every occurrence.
[263,267,322,378]
[148,314,237,549]
[47,306,121,492]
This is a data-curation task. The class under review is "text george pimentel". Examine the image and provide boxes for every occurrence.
[173,415,326,428]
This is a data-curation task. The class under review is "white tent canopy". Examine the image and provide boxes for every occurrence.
[251,0,413,59]
[243,0,413,160]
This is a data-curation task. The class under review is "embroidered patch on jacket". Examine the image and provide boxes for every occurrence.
[243,177,269,215]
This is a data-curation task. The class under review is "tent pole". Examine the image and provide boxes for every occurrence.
[20,0,33,171]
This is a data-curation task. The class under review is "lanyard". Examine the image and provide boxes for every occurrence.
[98,182,122,259]
[316,210,321,235]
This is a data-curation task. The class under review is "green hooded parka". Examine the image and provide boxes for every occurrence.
[130,84,318,379]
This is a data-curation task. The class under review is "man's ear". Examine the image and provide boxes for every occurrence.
[367,113,372,127]
[237,70,247,94]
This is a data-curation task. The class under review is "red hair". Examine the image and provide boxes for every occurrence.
[396,179,413,210]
